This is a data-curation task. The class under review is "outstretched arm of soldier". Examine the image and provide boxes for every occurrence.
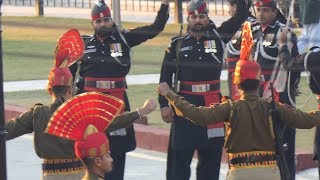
[106,99,157,132]
[157,82,229,126]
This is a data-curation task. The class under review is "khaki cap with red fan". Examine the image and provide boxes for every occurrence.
[234,21,261,85]
[47,28,84,91]
[45,92,124,158]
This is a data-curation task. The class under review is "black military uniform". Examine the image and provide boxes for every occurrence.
[226,14,260,100]
[252,1,300,179]
[278,45,320,175]
[70,1,169,180]
[158,0,248,179]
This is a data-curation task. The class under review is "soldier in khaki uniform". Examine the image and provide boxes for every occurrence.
[5,29,157,180]
[157,23,320,180]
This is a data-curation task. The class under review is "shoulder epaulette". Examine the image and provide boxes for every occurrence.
[81,35,92,41]
[33,103,44,108]
[171,35,184,43]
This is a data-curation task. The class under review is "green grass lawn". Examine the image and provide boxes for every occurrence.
[2,16,182,81]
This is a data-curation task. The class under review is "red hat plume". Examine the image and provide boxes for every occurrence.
[234,22,261,84]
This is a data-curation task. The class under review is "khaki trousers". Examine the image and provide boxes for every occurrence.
[42,170,85,180]
[226,166,281,180]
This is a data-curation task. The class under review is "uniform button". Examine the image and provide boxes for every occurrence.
[88,56,91,59]
[102,51,105,54]
[199,57,202,60]
[197,42,200,44]
[102,43,105,46]
[198,49,201,52]
[184,54,188,57]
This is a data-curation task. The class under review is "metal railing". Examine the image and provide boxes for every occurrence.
[2,0,229,15]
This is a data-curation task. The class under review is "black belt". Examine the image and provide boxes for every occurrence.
[84,80,126,89]
[42,159,84,173]
[180,83,220,93]
[229,154,276,166]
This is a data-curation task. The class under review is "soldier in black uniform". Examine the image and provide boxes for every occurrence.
[278,27,320,176]
[158,0,249,179]
[252,0,300,179]
[226,0,261,100]
[69,1,169,180]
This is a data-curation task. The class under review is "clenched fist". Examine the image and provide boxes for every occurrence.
[137,99,157,117]
[157,82,172,96]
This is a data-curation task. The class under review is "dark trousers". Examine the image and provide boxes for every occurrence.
[105,152,126,180]
[166,137,224,180]
[283,127,296,180]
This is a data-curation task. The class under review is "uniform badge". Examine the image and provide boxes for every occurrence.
[204,40,217,53]
[262,41,272,47]
[110,43,123,57]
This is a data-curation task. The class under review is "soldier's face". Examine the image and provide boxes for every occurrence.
[97,152,113,174]
[255,7,277,25]
[187,14,210,32]
[228,3,237,17]
[92,17,114,36]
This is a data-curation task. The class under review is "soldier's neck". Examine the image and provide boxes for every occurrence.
[189,31,204,40]
[240,89,259,99]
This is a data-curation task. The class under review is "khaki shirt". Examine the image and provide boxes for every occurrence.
[82,172,104,180]
[165,91,320,153]
[5,99,140,159]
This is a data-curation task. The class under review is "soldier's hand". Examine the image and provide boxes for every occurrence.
[161,107,174,123]
[157,82,172,96]
[137,99,158,116]
[277,27,289,47]
[161,0,169,5]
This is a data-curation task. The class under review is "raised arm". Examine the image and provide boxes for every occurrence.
[217,0,249,43]
[124,2,169,47]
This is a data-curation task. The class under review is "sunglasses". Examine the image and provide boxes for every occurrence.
[189,14,208,20]
[94,17,113,24]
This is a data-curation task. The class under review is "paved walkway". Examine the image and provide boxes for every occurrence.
[6,134,318,180]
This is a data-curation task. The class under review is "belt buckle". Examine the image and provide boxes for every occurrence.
[192,84,210,92]
[96,80,115,89]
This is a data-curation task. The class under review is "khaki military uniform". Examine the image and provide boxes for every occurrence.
[82,172,104,180]
[164,91,320,180]
[5,99,140,180]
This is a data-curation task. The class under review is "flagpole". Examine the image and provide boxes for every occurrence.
[0,0,8,179]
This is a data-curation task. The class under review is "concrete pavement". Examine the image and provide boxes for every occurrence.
[6,134,318,180]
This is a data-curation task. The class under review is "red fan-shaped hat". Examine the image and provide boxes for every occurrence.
[54,28,84,68]
[45,92,124,158]
[234,22,261,85]
[47,29,84,90]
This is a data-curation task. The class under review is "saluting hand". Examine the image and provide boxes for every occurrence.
[137,99,158,117]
